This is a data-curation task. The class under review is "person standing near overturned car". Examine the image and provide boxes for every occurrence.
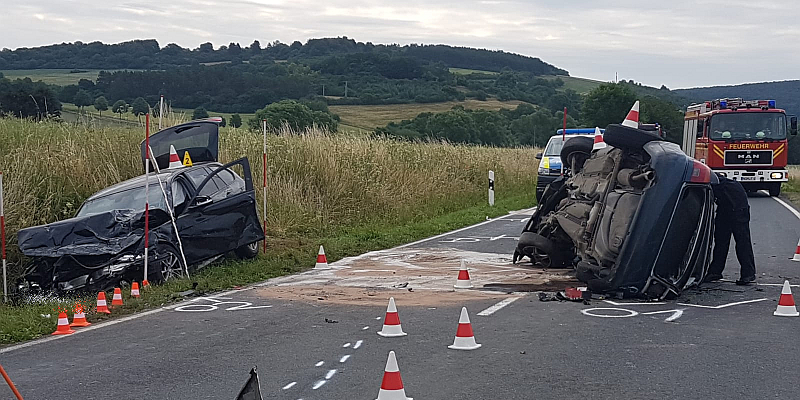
[705,174,756,285]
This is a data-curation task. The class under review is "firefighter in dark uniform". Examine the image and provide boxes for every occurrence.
[705,174,757,285]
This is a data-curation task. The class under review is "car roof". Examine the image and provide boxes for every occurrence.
[87,162,221,200]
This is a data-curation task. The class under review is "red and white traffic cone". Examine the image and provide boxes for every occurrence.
[131,282,140,298]
[111,287,124,306]
[313,245,330,270]
[375,351,412,400]
[448,307,481,350]
[774,280,799,317]
[592,126,607,151]
[622,100,640,128]
[51,312,75,335]
[96,292,111,314]
[791,238,800,261]
[454,259,473,289]
[378,297,407,337]
[167,145,183,169]
[70,306,91,327]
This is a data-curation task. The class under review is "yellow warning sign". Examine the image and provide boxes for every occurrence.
[183,151,193,166]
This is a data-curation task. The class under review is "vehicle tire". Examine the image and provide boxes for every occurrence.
[603,123,662,151]
[768,183,781,197]
[150,245,185,284]
[518,232,570,268]
[235,241,260,259]
[559,136,593,169]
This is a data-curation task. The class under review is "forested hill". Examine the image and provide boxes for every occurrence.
[0,37,567,76]
[675,80,800,116]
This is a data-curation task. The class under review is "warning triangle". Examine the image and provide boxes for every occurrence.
[183,151,193,166]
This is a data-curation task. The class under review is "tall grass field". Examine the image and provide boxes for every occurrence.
[0,116,540,344]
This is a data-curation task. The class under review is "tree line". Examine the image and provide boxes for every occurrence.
[0,73,61,119]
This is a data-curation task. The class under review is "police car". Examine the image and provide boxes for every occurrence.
[535,129,602,202]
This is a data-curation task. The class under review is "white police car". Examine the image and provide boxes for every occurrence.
[535,129,602,201]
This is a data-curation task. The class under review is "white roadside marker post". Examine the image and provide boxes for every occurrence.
[262,119,267,254]
[158,95,164,129]
[143,113,150,285]
[0,171,6,303]
[488,170,495,206]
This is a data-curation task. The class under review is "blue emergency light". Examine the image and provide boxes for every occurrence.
[719,100,727,109]
[768,100,776,108]
[556,128,605,135]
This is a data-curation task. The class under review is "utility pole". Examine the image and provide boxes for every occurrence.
[344,81,348,98]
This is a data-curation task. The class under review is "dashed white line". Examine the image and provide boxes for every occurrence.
[353,340,363,349]
[282,382,297,390]
[325,369,337,379]
[315,361,324,367]
[477,296,523,316]
[312,380,327,390]
[340,355,351,363]
[375,316,382,320]
[343,342,351,348]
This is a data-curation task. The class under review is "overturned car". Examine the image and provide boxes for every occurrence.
[514,120,717,299]
[18,120,265,292]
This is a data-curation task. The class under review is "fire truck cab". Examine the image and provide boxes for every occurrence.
[681,98,797,196]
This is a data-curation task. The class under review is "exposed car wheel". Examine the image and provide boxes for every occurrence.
[151,245,185,283]
[603,123,661,151]
[235,241,260,259]
[559,136,593,170]
[518,232,569,268]
[768,183,781,197]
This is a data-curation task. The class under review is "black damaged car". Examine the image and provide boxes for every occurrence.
[18,120,265,292]
[514,122,717,299]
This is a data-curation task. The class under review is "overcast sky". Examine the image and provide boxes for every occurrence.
[1,0,797,88]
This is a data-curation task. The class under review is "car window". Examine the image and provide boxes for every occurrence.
[544,136,572,156]
[171,180,188,211]
[184,167,220,197]
[214,168,246,195]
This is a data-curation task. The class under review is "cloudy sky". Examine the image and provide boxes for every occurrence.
[1,0,797,88]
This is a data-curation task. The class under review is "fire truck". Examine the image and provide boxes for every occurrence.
[681,98,797,196]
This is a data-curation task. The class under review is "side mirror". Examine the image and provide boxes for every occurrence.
[192,195,212,208]
[535,152,543,160]
[791,116,797,136]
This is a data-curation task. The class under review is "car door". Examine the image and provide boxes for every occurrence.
[176,159,264,265]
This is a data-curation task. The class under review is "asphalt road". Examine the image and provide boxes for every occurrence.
[3,193,800,399]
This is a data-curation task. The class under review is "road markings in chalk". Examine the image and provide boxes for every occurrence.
[315,361,324,367]
[342,342,351,348]
[478,296,524,316]
[282,382,297,390]
[340,355,351,363]
[353,340,363,349]
[312,380,327,390]
[677,298,768,309]
[362,326,369,330]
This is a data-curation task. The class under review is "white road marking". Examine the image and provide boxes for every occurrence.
[312,380,327,390]
[603,300,667,306]
[392,213,518,249]
[757,282,800,288]
[282,382,297,390]
[490,234,507,241]
[340,355,351,363]
[343,342,351,348]
[477,296,523,316]
[677,298,769,309]
[325,369,337,379]
[770,196,800,221]
[315,361,324,367]
[642,309,684,322]
[353,340,363,349]
[581,307,639,318]
[362,326,369,330]
[375,316,382,320]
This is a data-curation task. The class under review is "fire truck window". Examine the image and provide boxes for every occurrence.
[697,120,705,138]
[709,113,787,141]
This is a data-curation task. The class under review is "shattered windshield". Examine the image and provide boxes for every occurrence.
[77,183,170,217]
[709,112,786,141]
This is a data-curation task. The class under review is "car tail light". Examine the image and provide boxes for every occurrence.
[689,160,711,183]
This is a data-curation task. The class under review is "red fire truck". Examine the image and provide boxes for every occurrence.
[681,98,797,196]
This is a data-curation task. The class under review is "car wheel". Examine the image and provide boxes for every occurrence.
[151,245,185,283]
[603,123,661,151]
[559,136,593,170]
[518,232,569,268]
[235,241,260,259]
[768,183,781,197]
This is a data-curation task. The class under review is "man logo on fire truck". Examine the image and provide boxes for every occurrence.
[681,98,798,196]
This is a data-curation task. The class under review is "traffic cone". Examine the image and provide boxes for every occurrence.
[592,126,607,151]
[70,306,91,327]
[378,297,407,337]
[792,239,800,262]
[448,307,481,350]
[96,292,111,314]
[375,351,412,400]
[51,312,75,335]
[622,100,640,128]
[142,279,150,288]
[774,280,799,317]
[313,245,330,270]
[454,259,473,289]
[111,288,124,306]
[131,282,140,298]
[167,145,183,169]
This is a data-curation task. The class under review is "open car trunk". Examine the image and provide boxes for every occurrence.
[141,119,220,171]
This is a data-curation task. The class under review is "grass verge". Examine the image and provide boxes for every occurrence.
[0,192,532,345]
